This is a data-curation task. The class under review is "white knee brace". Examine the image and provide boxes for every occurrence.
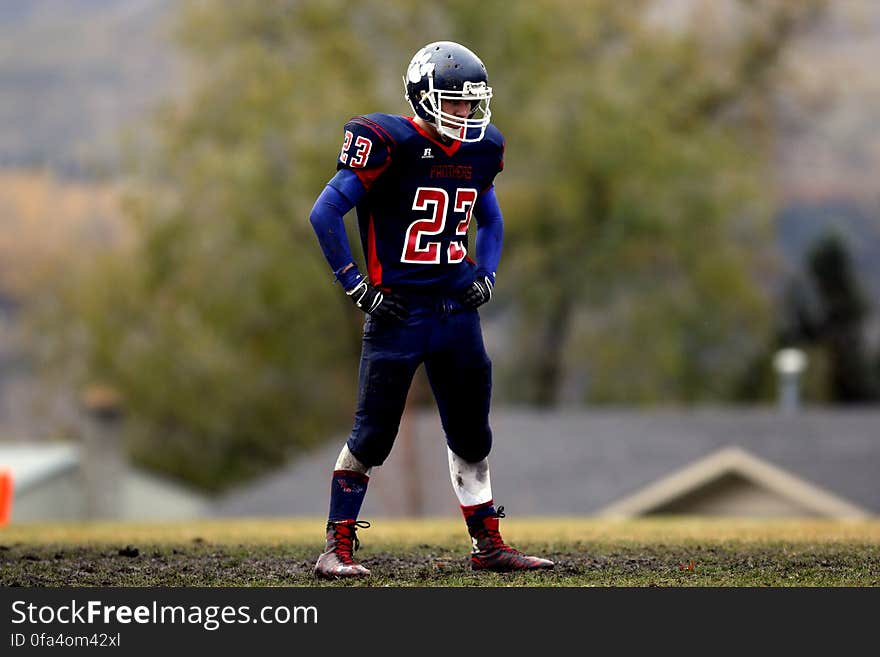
[447,446,493,507]
[334,444,372,475]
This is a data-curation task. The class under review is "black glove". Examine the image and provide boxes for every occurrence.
[345,277,409,322]
[460,270,494,310]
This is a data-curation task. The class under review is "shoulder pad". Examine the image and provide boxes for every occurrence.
[337,115,396,172]
[483,124,505,173]
[483,124,505,151]
[359,113,416,144]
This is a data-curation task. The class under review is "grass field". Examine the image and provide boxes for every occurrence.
[2,517,879,586]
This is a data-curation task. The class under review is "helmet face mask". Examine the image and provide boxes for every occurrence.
[404,42,493,143]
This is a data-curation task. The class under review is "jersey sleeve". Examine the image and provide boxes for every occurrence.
[336,116,394,190]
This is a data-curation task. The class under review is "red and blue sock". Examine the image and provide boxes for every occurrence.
[327,470,369,522]
[461,500,497,531]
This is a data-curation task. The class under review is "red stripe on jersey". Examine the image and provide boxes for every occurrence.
[352,116,398,147]
[405,117,461,157]
[354,158,391,190]
[367,213,382,285]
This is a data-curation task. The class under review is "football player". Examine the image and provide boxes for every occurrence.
[308,41,554,577]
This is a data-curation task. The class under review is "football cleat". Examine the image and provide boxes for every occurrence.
[313,520,372,578]
[467,507,555,572]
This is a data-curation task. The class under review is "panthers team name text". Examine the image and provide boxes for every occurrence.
[429,164,473,180]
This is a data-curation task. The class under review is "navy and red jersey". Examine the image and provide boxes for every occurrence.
[328,113,504,294]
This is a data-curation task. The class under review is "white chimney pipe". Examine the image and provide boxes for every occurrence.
[773,348,807,414]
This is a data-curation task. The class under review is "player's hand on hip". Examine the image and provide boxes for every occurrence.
[460,269,495,310]
[345,276,409,322]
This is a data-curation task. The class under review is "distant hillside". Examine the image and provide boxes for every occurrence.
[774,1,880,205]
[0,0,178,175]
[0,171,126,299]
[1,0,879,196]
[766,1,880,306]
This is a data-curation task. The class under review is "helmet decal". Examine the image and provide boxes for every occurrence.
[406,49,434,84]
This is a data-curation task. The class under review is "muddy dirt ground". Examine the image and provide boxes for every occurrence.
[2,541,878,586]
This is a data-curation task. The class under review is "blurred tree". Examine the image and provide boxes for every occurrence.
[736,231,878,404]
[30,0,436,491]
[800,233,877,402]
[445,0,824,404]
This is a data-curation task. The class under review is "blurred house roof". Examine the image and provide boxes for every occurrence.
[213,407,880,518]
[0,442,209,521]
[0,443,79,493]
[596,445,869,518]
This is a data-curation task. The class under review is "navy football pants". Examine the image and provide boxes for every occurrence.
[346,301,493,467]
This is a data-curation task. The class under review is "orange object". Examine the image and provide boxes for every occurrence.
[0,469,13,526]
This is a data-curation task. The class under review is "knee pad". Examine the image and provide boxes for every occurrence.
[447,447,492,507]
[334,443,372,475]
